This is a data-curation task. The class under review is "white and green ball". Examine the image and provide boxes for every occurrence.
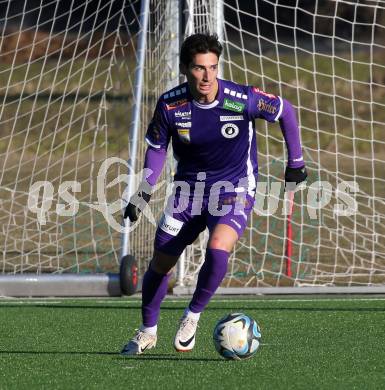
[213,313,261,360]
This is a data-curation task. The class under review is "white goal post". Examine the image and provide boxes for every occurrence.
[0,0,384,296]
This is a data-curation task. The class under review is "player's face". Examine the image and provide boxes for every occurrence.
[181,52,219,103]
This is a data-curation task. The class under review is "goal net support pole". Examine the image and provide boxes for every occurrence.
[120,0,150,259]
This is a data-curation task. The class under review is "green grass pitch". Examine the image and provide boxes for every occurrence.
[1,297,384,389]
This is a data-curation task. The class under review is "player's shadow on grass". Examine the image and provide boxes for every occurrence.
[0,350,222,361]
[118,353,223,362]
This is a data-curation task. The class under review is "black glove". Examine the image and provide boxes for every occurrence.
[124,182,152,222]
[285,166,307,189]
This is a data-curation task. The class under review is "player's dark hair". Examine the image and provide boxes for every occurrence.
[180,33,222,66]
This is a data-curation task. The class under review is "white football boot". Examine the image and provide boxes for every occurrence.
[174,316,198,352]
[121,329,157,355]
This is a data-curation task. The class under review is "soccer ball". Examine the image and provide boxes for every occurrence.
[213,313,261,360]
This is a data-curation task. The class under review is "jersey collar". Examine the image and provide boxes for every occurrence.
[192,99,219,109]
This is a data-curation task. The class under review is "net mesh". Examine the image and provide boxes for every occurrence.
[0,0,134,273]
[219,0,385,287]
[1,0,384,288]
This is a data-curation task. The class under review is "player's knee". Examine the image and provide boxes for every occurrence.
[208,236,232,252]
[150,250,179,275]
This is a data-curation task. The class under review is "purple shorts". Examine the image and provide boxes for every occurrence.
[154,192,255,257]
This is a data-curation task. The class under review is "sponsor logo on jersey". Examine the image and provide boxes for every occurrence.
[175,121,192,128]
[253,87,276,98]
[223,98,245,113]
[257,99,277,114]
[221,123,239,139]
[219,115,244,122]
[175,110,191,118]
[177,129,190,143]
[159,213,184,236]
[166,98,188,110]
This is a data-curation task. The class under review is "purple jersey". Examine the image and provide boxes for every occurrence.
[145,78,302,196]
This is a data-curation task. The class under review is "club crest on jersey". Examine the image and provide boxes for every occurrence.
[223,98,245,113]
[221,123,239,139]
[177,128,190,143]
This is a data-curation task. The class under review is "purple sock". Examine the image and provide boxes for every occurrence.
[142,266,170,327]
[189,248,229,313]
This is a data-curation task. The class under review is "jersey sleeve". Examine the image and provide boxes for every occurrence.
[145,97,171,150]
[279,99,304,168]
[247,87,283,122]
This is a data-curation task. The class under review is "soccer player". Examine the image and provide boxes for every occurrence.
[121,33,307,355]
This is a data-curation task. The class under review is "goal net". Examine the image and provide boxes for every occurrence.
[0,0,384,293]
[0,0,134,276]
[219,0,385,288]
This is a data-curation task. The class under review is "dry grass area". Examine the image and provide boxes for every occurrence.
[0,28,132,64]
